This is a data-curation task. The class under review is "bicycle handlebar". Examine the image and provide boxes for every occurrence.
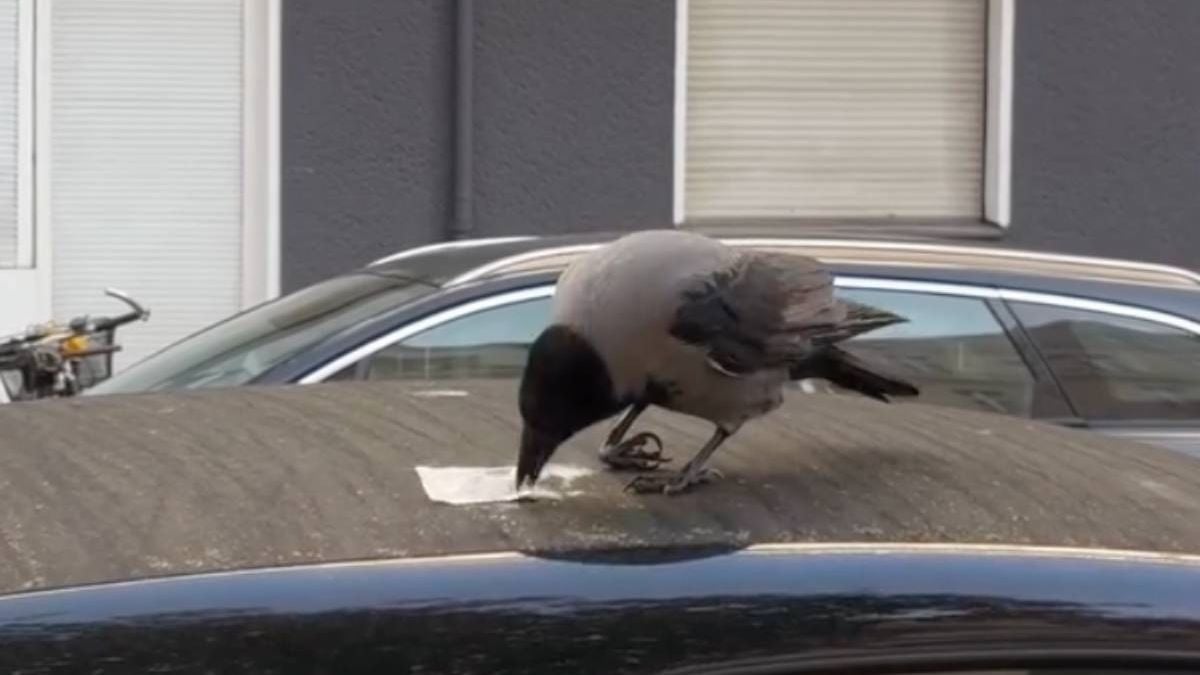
[93,310,146,333]
[91,288,150,332]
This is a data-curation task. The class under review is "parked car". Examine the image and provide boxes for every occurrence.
[4,380,1200,673]
[88,230,1200,455]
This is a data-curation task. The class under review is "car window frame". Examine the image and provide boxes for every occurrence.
[298,277,1053,402]
[999,289,1200,427]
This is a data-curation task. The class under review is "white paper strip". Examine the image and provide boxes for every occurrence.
[414,464,595,505]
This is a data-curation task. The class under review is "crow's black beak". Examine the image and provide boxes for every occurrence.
[516,424,564,490]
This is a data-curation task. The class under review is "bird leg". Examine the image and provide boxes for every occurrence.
[599,401,670,471]
[626,427,731,495]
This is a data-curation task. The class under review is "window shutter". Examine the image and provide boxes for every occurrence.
[685,0,986,220]
[50,0,244,367]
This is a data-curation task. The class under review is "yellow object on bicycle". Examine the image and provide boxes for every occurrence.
[61,335,90,357]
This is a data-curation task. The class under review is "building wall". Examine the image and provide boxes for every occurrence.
[1007,0,1200,270]
[281,0,455,291]
[472,0,674,239]
[282,0,1200,292]
[281,0,673,291]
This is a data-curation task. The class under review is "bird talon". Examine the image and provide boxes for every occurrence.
[601,431,670,471]
[631,431,663,451]
[661,480,687,496]
[624,467,723,495]
[624,475,667,494]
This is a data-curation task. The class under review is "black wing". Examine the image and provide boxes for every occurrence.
[670,253,908,376]
[669,253,832,375]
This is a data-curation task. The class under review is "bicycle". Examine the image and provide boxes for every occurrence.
[0,289,150,402]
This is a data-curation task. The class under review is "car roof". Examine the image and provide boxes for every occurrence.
[4,380,1200,594]
[366,228,1200,294]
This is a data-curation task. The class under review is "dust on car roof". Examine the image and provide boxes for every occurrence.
[2,380,1200,594]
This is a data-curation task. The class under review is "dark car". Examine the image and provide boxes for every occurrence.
[4,380,1200,673]
[88,231,1200,455]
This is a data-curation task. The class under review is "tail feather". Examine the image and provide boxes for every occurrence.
[805,300,908,346]
[793,345,919,402]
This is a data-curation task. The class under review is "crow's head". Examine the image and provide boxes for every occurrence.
[517,324,622,489]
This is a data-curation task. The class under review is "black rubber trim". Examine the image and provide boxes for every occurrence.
[988,296,1082,421]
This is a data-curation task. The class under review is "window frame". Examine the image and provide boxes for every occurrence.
[241,0,283,308]
[0,0,40,336]
[11,0,33,268]
[0,0,35,262]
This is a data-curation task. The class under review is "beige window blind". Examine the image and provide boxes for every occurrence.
[685,0,986,220]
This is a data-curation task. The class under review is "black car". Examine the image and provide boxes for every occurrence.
[89,231,1200,455]
[3,380,1200,673]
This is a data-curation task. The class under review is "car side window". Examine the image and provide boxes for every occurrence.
[836,288,1037,417]
[363,297,553,382]
[335,286,1041,419]
[1011,302,1200,421]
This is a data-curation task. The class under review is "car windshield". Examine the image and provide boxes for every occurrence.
[88,273,435,394]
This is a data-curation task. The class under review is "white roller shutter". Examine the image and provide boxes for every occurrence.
[685,0,986,219]
[0,0,18,266]
[50,0,244,367]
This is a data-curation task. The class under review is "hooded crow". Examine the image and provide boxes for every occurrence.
[516,230,918,495]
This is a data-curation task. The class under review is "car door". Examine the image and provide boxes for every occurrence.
[302,278,1067,423]
[1006,297,1200,458]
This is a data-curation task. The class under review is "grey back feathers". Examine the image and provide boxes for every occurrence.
[553,230,740,397]
[552,230,916,417]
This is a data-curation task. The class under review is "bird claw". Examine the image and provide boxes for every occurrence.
[624,468,724,496]
[600,431,670,471]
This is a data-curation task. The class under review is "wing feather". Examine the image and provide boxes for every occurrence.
[669,252,905,375]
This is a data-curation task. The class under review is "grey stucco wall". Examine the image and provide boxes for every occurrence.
[281,0,673,291]
[282,0,455,291]
[471,0,674,238]
[1007,0,1200,269]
